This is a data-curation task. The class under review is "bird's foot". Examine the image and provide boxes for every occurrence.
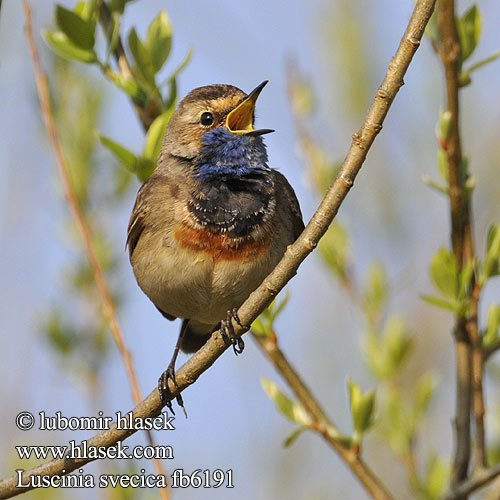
[221,308,245,355]
[158,363,187,418]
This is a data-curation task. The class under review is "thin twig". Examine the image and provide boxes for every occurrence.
[441,463,500,500]
[251,331,394,500]
[21,4,170,500]
[0,1,436,498]
[435,0,484,485]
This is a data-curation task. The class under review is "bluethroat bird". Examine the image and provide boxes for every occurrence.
[127,81,304,408]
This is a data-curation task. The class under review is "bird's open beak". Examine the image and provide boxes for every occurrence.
[226,80,274,136]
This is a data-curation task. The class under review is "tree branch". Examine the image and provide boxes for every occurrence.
[21,3,170,499]
[442,463,500,500]
[435,0,484,485]
[251,331,394,500]
[0,0,436,498]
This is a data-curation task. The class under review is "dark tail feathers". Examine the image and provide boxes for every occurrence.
[180,321,219,353]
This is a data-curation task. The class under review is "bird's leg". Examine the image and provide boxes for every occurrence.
[158,319,189,417]
[220,308,245,355]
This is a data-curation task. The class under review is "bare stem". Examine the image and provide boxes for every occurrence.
[22,3,170,500]
[435,0,484,486]
[0,1,436,498]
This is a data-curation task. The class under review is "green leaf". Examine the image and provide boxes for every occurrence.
[482,224,500,282]
[421,294,458,312]
[414,372,437,421]
[55,5,95,50]
[283,426,307,448]
[422,453,450,500]
[459,259,474,299]
[44,30,97,63]
[135,156,156,182]
[251,293,290,337]
[437,149,449,186]
[318,223,350,279]
[98,135,137,172]
[422,174,448,195]
[146,11,172,72]
[348,378,376,440]
[457,5,481,63]
[363,263,388,323]
[437,110,452,141]
[144,106,175,161]
[261,378,311,426]
[430,248,459,299]
[461,50,500,88]
[107,72,147,104]
[483,305,500,348]
[128,27,155,86]
[424,8,439,44]
[363,317,412,380]
[251,317,268,337]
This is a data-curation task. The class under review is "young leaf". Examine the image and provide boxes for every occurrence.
[144,106,175,161]
[98,135,137,172]
[44,30,97,63]
[482,224,500,281]
[457,5,482,63]
[414,372,437,421]
[135,156,156,182]
[146,11,172,73]
[261,378,311,427]
[318,223,350,280]
[107,72,147,104]
[283,426,307,448]
[128,28,155,86]
[430,248,459,299]
[424,8,439,44]
[363,263,388,323]
[348,378,376,440]
[483,305,500,348]
[421,294,458,312]
[55,4,95,50]
[422,453,449,500]
[437,109,452,141]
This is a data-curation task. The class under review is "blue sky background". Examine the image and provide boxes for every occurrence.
[1,1,500,499]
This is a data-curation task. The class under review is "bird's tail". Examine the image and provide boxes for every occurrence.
[180,320,218,353]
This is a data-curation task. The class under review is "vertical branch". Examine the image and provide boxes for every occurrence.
[22,3,170,499]
[436,0,485,489]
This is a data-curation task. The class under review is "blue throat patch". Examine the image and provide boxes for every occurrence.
[196,127,269,180]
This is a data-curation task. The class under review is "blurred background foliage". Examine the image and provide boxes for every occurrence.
[1,0,500,499]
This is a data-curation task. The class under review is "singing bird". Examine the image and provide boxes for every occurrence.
[127,81,304,405]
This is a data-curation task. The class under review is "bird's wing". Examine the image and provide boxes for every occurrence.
[126,182,149,258]
[271,170,305,240]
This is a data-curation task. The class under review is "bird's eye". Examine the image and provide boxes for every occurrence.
[200,112,214,126]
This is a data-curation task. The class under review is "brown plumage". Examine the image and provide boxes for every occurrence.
[127,82,303,403]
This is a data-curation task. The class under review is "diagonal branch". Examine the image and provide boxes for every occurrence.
[0,0,436,498]
[21,3,170,499]
[441,463,500,500]
[251,331,394,500]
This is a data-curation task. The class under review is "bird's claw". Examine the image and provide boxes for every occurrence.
[221,308,245,355]
[158,364,186,417]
